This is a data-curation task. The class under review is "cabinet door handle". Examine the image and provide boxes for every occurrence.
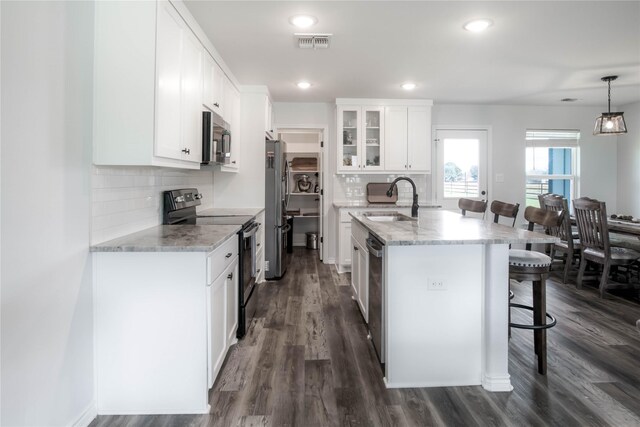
[257,269,261,274]
[232,161,236,164]
[214,102,220,107]
[257,243,261,247]
[354,246,358,251]
[404,164,407,169]
[225,252,232,258]
[182,148,190,155]
[227,273,233,280]
[409,164,412,169]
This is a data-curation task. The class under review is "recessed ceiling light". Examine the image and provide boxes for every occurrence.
[464,19,493,33]
[289,15,317,29]
[401,83,417,91]
[297,81,312,89]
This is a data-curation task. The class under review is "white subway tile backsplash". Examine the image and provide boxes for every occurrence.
[334,174,430,203]
[91,165,214,245]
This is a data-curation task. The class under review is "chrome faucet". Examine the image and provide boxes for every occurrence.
[387,177,419,217]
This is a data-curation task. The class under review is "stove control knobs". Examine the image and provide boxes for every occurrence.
[194,193,203,200]
[174,196,185,203]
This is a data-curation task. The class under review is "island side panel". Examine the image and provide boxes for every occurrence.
[482,243,513,391]
[385,244,483,388]
[94,252,209,414]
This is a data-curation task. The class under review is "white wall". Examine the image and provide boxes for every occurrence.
[1,2,95,426]
[616,101,640,217]
[432,104,618,212]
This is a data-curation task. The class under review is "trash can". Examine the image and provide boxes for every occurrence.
[306,232,318,250]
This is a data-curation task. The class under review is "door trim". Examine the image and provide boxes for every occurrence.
[431,126,493,209]
[274,123,329,263]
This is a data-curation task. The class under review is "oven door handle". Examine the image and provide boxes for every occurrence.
[243,222,259,238]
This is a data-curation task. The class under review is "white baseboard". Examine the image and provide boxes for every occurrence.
[73,402,97,427]
[324,257,335,265]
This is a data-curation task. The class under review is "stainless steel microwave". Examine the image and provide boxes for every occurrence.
[202,111,231,165]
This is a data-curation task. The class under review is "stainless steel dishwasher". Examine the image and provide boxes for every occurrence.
[366,234,385,371]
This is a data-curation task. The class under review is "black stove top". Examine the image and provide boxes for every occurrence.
[163,188,255,227]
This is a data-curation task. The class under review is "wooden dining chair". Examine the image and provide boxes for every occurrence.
[458,198,487,218]
[573,197,640,298]
[539,194,580,284]
[490,200,520,226]
[509,206,564,374]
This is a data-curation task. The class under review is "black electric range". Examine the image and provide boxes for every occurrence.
[163,188,259,339]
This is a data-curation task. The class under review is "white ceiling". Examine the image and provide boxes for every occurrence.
[185,1,640,107]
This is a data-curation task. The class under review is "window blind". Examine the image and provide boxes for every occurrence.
[525,130,580,148]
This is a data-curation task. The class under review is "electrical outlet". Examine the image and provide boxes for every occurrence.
[265,261,270,272]
[427,278,446,291]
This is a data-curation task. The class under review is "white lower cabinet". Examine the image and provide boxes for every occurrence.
[338,221,352,272]
[94,235,239,415]
[208,269,227,389]
[351,219,369,322]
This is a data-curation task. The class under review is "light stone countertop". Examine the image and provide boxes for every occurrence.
[350,210,558,246]
[197,207,265,217]
[90,224,241,253]
[333,201,441,209]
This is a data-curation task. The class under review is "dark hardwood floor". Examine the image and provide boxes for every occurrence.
[91,248,640,427]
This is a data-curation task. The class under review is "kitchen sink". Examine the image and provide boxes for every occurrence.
[363,212,416,222]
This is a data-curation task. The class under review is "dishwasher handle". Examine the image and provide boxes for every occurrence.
[366,238,384,258]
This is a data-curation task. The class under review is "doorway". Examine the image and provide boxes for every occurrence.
[434,128,489,211]
[277,128,325,260]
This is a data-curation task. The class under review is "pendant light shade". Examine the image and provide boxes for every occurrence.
[593,76,627,136]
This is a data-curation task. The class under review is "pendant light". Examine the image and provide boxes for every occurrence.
[593,75,627,136]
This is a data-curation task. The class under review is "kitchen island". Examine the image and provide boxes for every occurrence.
[350,209,557,392]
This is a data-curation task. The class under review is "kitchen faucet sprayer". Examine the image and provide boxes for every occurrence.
[387,177,419,217]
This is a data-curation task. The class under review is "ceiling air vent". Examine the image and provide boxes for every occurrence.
[295,33,332,49]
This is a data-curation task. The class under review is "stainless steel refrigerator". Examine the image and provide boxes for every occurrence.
[265,140,291,279]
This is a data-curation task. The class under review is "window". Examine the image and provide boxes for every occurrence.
[525,130,579,209]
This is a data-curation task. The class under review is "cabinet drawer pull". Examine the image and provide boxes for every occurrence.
[214,102,220,107]
[232,161,236,164]
[182,148,190,154]
[354,246,358,251]
[257,243,261,247]
[227,273,233,280]
[225,252,232,258]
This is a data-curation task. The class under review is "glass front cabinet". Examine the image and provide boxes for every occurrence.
[337,106,385,172]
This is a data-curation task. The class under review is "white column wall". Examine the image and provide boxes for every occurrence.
[1,1,95,426]
[616,101,640,217]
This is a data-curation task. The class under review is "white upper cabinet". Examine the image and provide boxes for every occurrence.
[220,78,241,172]
[384,106,408,171]
[155,2,202,164]
[384,105,431,172]
[338,105,385,172]
[407,106,431,172]
[265,96,274,136]
[336,99,431,173]
[203,52,225,117]
[94,0,234,170]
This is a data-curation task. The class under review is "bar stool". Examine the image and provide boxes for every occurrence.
[458,198,487,218]
[509,206,564,375]
[490,200,520,227]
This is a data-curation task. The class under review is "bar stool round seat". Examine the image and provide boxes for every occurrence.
[508,206,564,375]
